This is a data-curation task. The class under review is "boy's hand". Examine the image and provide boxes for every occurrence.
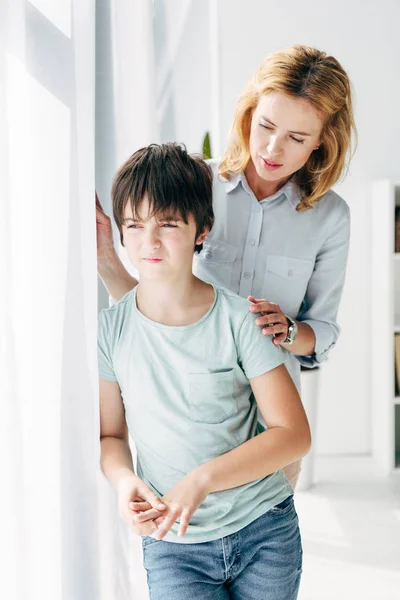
[116,473,167,536]
[96,192,115,260]
[131,468,210,539]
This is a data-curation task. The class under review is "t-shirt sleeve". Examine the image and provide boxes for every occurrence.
[237,311,286,380]
[97,310,117,381]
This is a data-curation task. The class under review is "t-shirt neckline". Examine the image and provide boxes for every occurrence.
[132,283,218,331]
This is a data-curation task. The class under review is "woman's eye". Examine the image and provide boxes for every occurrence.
[291,136,304,144]
[260,124,273,130]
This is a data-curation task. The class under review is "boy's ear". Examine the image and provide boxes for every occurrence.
[195,227,209,246]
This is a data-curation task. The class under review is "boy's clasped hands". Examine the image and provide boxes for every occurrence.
[117,468,210,540]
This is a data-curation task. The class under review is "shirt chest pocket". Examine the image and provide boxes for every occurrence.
[194,240,238,288]
[188,370,238,424]
[263,255,314,317]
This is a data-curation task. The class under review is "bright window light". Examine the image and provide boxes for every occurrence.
[29,0,71,38]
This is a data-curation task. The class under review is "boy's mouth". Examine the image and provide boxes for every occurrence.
[143,257,163,263]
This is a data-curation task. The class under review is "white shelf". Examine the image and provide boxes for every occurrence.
[395,397,400,405]
[393,253,400,260]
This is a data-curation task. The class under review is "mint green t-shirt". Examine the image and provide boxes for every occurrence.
[98,285,293,544]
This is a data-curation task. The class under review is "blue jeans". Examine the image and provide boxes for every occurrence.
[142,495,302,600]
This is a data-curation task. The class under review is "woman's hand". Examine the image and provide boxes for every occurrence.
[130,468,210,539]
[116,473,167,537]
[96,192,115,260]
[248,296,289,346]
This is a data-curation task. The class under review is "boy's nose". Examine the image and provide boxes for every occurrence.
[144,229,161,249]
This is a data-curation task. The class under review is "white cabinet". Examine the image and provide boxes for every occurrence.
[371,180,400,474]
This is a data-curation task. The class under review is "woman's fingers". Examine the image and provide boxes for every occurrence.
[255,313,285,327]
[273,333,287,345]
[95,191,104,211]
[250,300,280,314]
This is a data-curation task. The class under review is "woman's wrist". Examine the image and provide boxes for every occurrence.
[98,250,138,301]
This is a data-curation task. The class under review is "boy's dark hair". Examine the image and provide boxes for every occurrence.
[112,143,214,253]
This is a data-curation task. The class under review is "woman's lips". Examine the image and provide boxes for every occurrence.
[143,258,163,263]
[261,157,283,170]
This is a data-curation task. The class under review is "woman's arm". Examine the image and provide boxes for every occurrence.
[249,200,350,363]
[96,194,137,302]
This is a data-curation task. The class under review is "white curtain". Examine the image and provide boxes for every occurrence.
[0,1,143,598]
[0,1,164,598]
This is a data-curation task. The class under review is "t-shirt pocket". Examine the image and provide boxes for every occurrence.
[188,369,238,424]
[263,255,314,317]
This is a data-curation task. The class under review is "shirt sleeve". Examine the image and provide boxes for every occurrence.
[237,310,286,379]
[296,201,350,368]
[97,310,117,381]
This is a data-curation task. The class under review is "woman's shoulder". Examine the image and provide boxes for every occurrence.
[312,187,350,224]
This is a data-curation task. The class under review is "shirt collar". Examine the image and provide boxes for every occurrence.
[225,171,301,209]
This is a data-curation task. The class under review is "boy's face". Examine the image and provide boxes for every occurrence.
[122,195,208,281]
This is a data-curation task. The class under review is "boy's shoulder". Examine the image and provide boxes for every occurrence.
[98,289,134,336]
[214,285,253,327]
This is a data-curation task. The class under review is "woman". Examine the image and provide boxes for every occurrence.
[96,44,356,489]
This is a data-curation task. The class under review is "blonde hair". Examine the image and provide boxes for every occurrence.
[219,45,357,211]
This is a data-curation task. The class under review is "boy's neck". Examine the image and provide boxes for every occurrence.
[136,274,215,326]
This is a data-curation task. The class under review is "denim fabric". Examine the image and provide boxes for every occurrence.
[141,495,302,600]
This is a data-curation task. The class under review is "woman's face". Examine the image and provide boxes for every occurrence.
[249,91,324,186]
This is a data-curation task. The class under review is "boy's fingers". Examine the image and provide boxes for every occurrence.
[177,508,191,537]
[139,487,167,512]
[133,520,157,536]
[153,510,179,540]
[133,508,162,523]
[129,501,152,512]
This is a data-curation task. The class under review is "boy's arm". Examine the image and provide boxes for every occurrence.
[99,378,135,488]
[99,378,166,515]
[196,363,311,493]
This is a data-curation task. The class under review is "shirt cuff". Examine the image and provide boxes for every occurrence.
[295,319,338,368]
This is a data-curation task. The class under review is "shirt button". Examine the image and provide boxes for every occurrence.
[288,269,293,277]
[257,205,262,213]
[205,252,212,259]
[244,272,252,279]
[248,239,255,246]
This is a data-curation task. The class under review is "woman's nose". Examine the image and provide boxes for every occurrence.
[267,136,283,157]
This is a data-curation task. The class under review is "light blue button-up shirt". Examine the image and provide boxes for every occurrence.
[193,159,350,391]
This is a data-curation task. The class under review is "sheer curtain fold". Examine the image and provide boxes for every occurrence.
[1,1,99,598]
[1,0,158,598]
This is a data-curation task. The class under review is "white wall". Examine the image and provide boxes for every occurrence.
[155,0,211,153]
[216,0,400,455]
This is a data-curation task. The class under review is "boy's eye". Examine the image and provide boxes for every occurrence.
[126,224,142,229]
[161,223,177,228]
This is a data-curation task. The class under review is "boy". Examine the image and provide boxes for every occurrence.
[98,143,310,600]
